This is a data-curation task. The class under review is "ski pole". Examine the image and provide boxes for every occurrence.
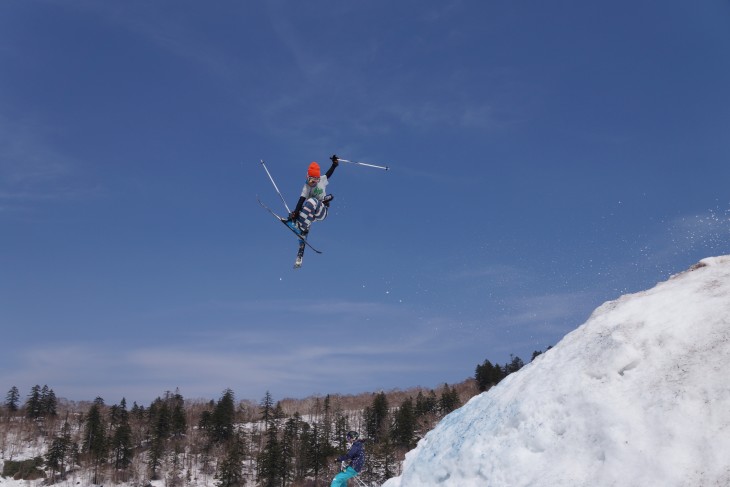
[260,160,291,214]
[337,158,390,171]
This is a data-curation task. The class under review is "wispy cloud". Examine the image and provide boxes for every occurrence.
[259,2,517,141]
[0,116,71,183]
[0,291,461,404]
[1,321,451,404]
[502,291,597,329]
[52,2,248,96]
[447,263,534,282]
[265,3,333,85]
[0,114,100,212]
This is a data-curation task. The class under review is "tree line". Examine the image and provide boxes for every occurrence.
[474,349,551,392]
[2,349,546,486]
[1,383,470,486]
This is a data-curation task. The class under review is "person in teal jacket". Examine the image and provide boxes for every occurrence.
[331,431,365,487]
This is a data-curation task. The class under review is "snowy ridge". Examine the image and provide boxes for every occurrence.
[385,256,730,487]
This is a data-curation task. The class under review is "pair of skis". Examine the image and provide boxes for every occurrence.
[257,196,321,268]
[258,160,321,269]
[258,157,389,268]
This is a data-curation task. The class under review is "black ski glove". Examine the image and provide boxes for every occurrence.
[289,211,299,221]
[330,154,339,166]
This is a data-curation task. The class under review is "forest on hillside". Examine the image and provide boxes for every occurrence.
[1,353,536,487]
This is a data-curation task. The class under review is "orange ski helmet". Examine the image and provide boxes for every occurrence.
[308,162,321,178]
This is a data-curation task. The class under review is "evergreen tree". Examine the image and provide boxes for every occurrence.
[48,389,58,416]
[322,394,333,445]
[259,391,274,425]
[415,390,438,418]
[334,413,349,451]
[505,354,525,375]
[368,435,398,485]
[25,385,42,419]
[216,433,247,487]
[40,385,57,416]
[110,398,133,471]
[170,391,186,437]
[131,401,145,420]
[414,390,426,415]
[198,410,212,436]
[392,397,417,448]
[381,435,399,482]
[83,397,108,484]
[166,442,185,487]
[296,421,314,481]
[149,396,171,440]
[476,353,531,391]
[280,414,301,485]
[364,392,389,441]
[307,422,332,484]
[45,420,72,482]
[439,384,460,415]
[475,359,500,391]
[210,389,236,443]
[494,363,505,382]
[257,418,282,487]
[147,432,164,480]
[273,401,285,425]
[23,384,57,418]
[5,386,20,412]
[147,397,172,480]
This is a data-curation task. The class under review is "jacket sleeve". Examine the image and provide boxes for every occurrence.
[325,162,337,179]
[294,196,306,214]
[337,444,353,463]
[344,442,361,462]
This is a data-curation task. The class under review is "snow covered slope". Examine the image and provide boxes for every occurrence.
[384,256,730,487]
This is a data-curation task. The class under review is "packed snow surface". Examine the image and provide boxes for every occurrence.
[385,256,730,487]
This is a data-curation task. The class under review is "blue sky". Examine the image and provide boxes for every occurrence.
[1,0,729,405]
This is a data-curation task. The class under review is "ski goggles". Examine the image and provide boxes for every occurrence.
[307,176,320,185]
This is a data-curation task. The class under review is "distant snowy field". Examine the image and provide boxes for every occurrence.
[385,256,730,487]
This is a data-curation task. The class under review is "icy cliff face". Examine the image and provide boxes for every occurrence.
[385,256,730,487]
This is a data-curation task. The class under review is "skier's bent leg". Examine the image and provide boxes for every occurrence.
[297,198,322,233]
[330,467,358,487]
[313,201,328,222]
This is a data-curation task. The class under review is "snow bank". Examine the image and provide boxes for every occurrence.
[384,256,730,487]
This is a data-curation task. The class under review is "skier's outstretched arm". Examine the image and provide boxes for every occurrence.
[325,154,339,179]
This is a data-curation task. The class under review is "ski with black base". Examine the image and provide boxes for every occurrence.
[257,197,322,254]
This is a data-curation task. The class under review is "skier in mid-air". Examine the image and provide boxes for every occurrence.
[330,430,366,487]
[285,154,338,267]
[259,153,386,268]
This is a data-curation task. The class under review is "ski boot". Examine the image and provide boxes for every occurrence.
[284,219,304,236]
[294,240,306,269]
